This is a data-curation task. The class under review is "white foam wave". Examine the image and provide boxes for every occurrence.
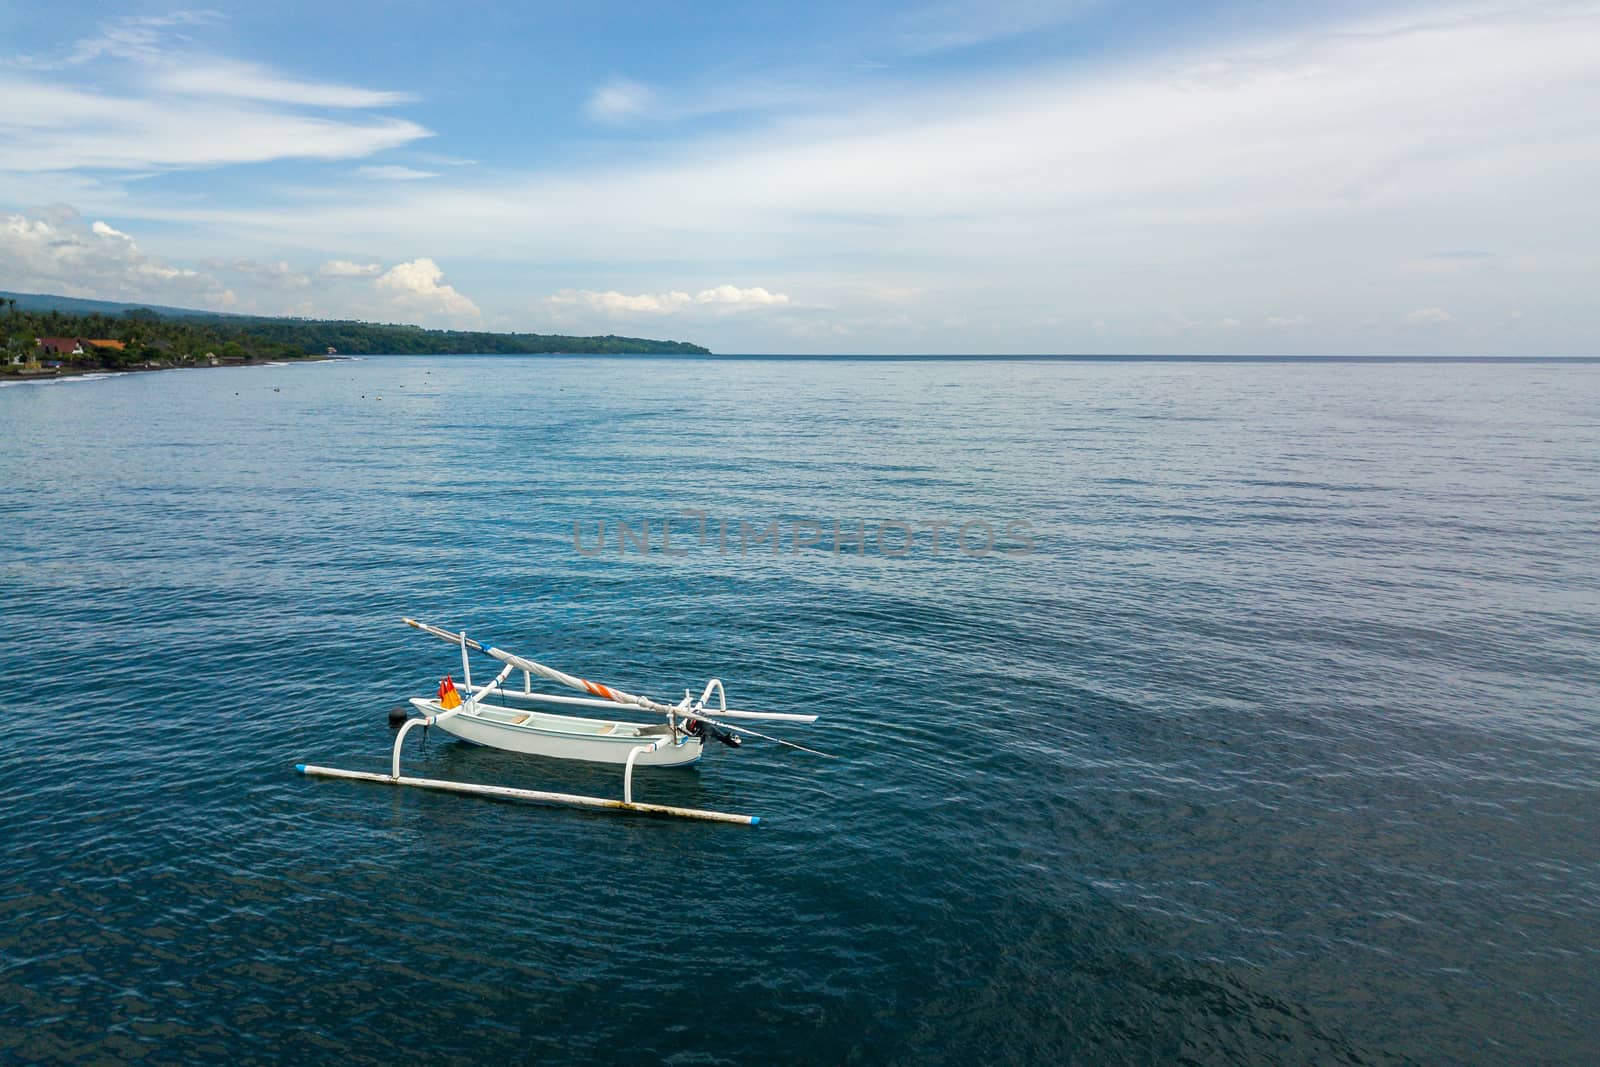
[0,372,128,388]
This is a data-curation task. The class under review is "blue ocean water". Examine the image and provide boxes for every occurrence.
[1,355,1597,1064]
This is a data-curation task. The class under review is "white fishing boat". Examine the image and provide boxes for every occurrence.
[297,617,831,825]
[410,697,703,767]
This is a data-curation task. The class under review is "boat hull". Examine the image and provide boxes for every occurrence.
[412,699,702,766]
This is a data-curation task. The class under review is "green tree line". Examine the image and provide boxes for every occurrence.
[1,298,709,373]
[219,316,711,355]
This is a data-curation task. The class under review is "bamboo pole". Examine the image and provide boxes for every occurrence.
[456,684,819,723]
[296,764,759,826]
[403,618,824,734]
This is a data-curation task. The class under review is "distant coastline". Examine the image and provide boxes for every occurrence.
[0,290,712,374]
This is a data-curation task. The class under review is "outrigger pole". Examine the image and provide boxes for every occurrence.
[295,764,758,826]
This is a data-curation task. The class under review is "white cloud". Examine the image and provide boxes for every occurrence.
[317,259,383,278]
[548,285,791,316]
[374,258,481,327]
[552,289,690,314]
[1406,307,1453,324]
[10,11,220,69]
[0,14,429,178]
[160,5,1597,259]
[696,284,789,307]
[578,75,824,128]
[0,80,430,173]
[585,77,655,123]
[154,61,416,108]
[410,153,479,167]
[897,0,1105,54]
[18,1,1600,353]
[0,207,485,329]
[90,220,132,241]
[0,208,233,307]
[354,165,440,181]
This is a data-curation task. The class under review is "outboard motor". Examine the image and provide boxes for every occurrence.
[684,717,742,748]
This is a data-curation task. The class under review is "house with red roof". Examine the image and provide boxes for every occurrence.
[37,337,87,356]
[35,337,127,358]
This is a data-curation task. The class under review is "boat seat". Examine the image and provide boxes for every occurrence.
[597,723,618,735]
[510,713,530,725]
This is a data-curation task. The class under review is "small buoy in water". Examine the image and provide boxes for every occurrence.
[387,705,410,728]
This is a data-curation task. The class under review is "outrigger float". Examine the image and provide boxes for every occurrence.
[296,617,832,826]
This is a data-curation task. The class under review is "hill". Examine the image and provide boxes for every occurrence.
[0,290,712,355]
[0,291,256,320]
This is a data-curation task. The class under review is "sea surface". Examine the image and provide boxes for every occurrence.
[1,355,1597,1064]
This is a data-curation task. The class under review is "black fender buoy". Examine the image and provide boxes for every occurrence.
[387,705,410,728]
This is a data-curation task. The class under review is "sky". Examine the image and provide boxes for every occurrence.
[1,0,1597,354]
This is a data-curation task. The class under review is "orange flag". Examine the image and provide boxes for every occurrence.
[438,674,462,709]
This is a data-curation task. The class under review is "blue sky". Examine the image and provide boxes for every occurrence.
[1,0,1597,353]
